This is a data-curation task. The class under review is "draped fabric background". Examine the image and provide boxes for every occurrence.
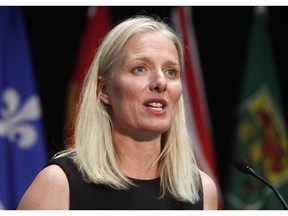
[225,7,288,209]
[0,6,47,209]
[20,6,288,209]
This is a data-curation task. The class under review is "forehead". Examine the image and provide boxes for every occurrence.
[122,31,178,58]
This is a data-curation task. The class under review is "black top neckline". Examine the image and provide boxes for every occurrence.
[45,156,204,210]
[127,176,160,182]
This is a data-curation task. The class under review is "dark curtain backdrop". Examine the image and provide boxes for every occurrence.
[22,6,288,196]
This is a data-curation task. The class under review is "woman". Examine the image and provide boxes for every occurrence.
[17,16,218,210]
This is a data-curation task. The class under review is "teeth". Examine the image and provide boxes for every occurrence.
[149,102,163,108]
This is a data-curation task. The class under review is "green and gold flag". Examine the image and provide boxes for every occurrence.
[225,6,288,210]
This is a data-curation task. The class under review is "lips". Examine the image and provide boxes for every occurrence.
[144,98,167,112]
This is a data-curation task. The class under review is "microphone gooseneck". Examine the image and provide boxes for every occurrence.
[233,158,288,210]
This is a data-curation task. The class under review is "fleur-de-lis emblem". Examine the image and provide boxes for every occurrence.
[0,88,41,149]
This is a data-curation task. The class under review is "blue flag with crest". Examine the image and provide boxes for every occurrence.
[0,6,47,210]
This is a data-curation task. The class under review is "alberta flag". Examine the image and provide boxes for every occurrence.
[0,6,47,209]
[225,6,288,209]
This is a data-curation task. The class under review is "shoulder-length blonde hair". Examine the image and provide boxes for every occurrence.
[61,15,201,204]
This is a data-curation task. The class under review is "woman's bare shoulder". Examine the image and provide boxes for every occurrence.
[17,164,69,210]
[199,170,218,210]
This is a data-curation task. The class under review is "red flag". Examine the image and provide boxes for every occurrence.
[171,6,222,209]
[65,6,112,146]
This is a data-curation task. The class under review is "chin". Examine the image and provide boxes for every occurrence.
[140,119,172,134]
[145,125,171,134]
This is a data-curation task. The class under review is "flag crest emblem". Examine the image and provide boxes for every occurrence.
[237,87,288,185]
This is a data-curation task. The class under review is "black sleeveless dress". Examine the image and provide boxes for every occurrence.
[45,156,203,210]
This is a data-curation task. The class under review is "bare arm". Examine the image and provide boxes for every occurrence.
[200,170,218,210]
[17,165,69,210]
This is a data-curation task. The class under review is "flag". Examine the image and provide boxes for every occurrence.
[225,6,288,210]
[171,6,223,209]
[65,6,112,146]
[0,6,47,209]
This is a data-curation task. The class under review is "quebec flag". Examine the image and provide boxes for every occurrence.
[0,6,47,209]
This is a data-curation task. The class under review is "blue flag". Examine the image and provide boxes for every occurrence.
[0,6,48,210]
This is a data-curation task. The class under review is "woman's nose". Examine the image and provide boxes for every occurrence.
[149,70,167,93]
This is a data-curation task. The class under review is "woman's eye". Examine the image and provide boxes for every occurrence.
[167,69,177,76]
[133,66,145,73]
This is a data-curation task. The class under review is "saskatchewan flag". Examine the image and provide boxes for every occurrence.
[225,7,288,210]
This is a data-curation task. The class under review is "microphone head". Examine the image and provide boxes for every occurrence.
[234,158,251,174]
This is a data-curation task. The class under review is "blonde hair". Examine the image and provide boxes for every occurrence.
[60,16,201,203]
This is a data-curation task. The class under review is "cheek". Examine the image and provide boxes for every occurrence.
[108,81,142,109]
[170,82,182,103]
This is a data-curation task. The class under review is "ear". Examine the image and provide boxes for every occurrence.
[97,76,110,105]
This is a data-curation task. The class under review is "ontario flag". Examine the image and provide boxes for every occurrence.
[171,6,223,209]
[225,6,288,209]
[0,6,47,209]
[65,6,112,146]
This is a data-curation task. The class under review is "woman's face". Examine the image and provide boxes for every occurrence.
[99,31,182,140]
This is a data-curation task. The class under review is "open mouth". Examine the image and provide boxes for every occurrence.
[148,102,164,111]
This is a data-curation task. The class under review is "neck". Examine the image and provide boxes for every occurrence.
[113,132,161,180]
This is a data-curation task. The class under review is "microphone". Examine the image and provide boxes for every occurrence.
[234,158,288,210]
